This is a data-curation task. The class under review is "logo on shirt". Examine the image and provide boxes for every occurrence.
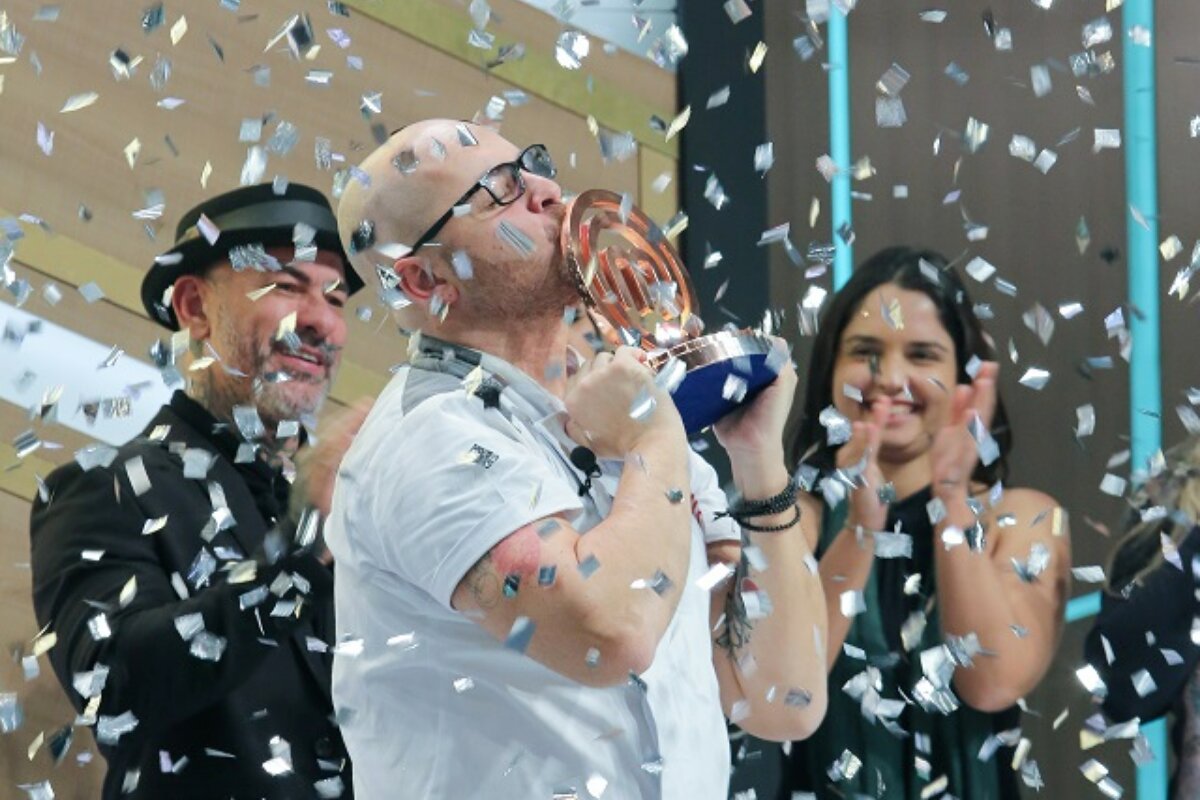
[468,444,499,469]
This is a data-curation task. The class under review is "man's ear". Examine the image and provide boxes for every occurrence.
[171,274,212,341]
[395,255,459,308]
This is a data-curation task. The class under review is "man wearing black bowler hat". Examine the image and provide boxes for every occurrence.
[30,182,370,799]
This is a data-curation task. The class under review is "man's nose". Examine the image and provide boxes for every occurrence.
[296,290,345,349]
[522,171,563,212]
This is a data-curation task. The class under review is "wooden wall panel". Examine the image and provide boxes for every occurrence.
[638,146,680,232]
[0,0,650,273]
[0,489,105,798]
[345,0,677,155]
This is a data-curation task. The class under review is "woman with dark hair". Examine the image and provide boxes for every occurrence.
[778,246,1070,798]
[1084,436,1200,797]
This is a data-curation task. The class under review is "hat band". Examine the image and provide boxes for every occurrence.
[175,198,339,248]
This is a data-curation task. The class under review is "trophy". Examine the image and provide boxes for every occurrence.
[562,189,782,434]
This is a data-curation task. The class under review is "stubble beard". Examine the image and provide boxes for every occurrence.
[194,313,335,429]
[471,216,582,320]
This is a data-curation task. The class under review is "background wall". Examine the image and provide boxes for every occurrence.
[4,0,1194,797]
[0,0,676,795]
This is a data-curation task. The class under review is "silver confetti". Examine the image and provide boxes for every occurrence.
[874,531,913,559]
[629,386,657,421]
[1030,64,1052,97]
[504,616,536,653]
[1012,542,1051,582]
[1082,16,1113,48]
[964,256,996,283]
[1131,668,1157,698]
[818,405,851,446]
[840,590,866,617]
[875,97,906,128]
[75,443,118,471]
[1076,664,1108,697]
[578,554,600,579]
[827,749,863,781]
[233,405,265,441]
[876,62,910,96]
[722,374,748,403]
[496,221,534,256]
[95,711,138,745]
[1018,367,1050,390]
[451,250,474,280]
[1099,473,1127,497]
[124,457,151,496]
[190,632,227,661]
[262,735,294,776]
[555,30,589,70]
[240,146,268,186]
[87,614,111,641]
[182,448,215,479]
[78,281,105,303]
[1094,128,1121,152]
[174,612,205,641]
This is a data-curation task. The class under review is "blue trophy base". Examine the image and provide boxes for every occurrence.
[658,332,779,434]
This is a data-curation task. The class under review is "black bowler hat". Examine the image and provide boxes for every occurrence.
[141,182,365,330]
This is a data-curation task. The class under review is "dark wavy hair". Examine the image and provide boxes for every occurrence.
[790,245,1012,486]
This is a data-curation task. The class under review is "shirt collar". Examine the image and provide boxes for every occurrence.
[409,332,566,424]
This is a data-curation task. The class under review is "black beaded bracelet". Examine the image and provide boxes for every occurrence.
[737,504,802,533]
[733,475,799,519]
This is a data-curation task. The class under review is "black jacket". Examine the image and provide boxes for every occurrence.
[30,392,351,799]
[1083,525,1200,795]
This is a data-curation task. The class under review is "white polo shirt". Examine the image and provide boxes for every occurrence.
[325,340,738,799]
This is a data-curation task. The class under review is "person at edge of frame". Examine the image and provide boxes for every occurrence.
[1085,435,1200,798]
[30,182,373,799]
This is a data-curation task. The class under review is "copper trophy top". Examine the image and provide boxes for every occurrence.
[561,189,705,352]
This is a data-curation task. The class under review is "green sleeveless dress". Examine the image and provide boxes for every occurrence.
[778,487,1020,799]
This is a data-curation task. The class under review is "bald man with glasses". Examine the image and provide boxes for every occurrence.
[327,120,828,799]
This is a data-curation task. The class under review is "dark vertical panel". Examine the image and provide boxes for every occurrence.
[678,0,770,329]
[677,3,777,796]
[765,2,1140,796]
[675,3,773,485]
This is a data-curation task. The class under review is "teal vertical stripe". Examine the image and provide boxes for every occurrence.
[1123,0,1166,796]
[1064,591,1100,623]
[828,6,852,290]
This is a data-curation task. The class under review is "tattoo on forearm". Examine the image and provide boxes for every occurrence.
[464,552,502,609]
[715,554,753,657]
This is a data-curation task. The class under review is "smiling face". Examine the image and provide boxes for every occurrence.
[830,284,959,468]
[183,246,349,427]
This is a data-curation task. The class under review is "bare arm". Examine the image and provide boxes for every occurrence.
[451,349,693,687]
[928,364,1069,711]
[710,465,828,742]
[935,488,1070,711]
[707,357,829,741]
[812,400,891,670]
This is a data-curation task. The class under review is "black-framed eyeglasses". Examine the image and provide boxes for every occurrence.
[408,144,557,255]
